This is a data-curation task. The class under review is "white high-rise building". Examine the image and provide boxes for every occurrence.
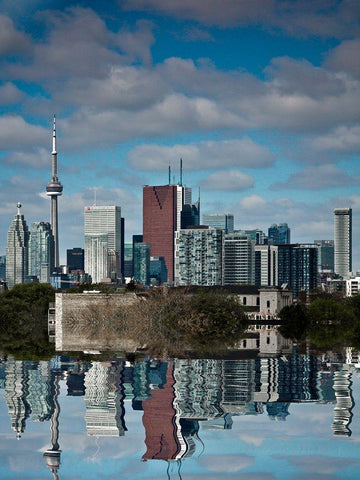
[223,234,255,285]
[6,203,30,289]
[84,206,122,283]
[334,208,352,278]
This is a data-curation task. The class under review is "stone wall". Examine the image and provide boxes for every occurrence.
[55,292,139,352]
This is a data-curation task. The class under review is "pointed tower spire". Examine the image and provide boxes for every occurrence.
[46,115,63,269]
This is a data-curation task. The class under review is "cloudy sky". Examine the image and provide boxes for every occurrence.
[0,0,359,267]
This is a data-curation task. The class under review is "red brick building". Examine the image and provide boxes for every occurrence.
[143,185,181,283]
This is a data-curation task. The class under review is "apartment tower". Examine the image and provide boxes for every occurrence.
[334,208,352,278]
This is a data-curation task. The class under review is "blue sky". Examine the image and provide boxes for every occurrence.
[0,0,359,267]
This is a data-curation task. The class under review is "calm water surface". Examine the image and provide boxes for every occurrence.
[1,350,360,479]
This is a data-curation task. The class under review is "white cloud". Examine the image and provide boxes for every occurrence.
[0,82,25,105]
[201,170,254,191]
[3,148,49,169]
[0,14,31,55]
[238,195,267,210]
[198,454,254,472]
[310,125,360,153]
[127,138,274,171]
[325,39,360,79]
[272,164,358,190]
[0,115,48,151]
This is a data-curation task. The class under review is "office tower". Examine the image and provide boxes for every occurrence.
[223,234,255,285]
[0,256,5,281]
[268,223,290,245]
[277,244,318,297]
[314,240,334,271]
[123,242,133,278]
[334,208,352,278]
[46,115,63,269]
[133,242,150,286]
[66,248,84,272]
[29,222,54,283]
[181,203,200,229]
[202,213,234,234]
[174,227,223,286]
[84,205,122,283]
[143,185,181,283]
[150,256,167,285]
[6,203,30,289]
[240,229,267,245]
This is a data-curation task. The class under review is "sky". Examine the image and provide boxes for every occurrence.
[0,0,359,268]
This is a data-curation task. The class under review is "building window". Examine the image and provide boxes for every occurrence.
[256,296,260,306]
[267,336,270,344]
[267,300,270,308]
[243,297,247,305]
[243,340,247,348]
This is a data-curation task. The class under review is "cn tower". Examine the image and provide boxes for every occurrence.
[46,115,63,269]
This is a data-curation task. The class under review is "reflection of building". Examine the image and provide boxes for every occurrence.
[332,366,354,436]
[43,375,62,480]
[84,361,126,436]
[4,358,31,437]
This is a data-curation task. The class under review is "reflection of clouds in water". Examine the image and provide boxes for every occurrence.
[198,454,254,472]
[238,433,265,447]
[277,455,360,475]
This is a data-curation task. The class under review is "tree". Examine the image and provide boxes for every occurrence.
[307,297,356,349]
[0,283,55,359]
[278,304,308,342]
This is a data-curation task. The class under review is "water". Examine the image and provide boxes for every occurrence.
[1,350,360,479]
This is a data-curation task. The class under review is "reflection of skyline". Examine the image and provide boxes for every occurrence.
[0,350,358,467]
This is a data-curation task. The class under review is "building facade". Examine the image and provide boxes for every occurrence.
[6,203,30,289]
[29,221,55,283]
[133,242,150,286]
[314,240,334,271]
[202,213,234,234]
[334,208,352,278]
[84,206,122,283]
[223,234,255,285]
[268,223,290,245]
[67,248,84,272]
[174,227,223,286]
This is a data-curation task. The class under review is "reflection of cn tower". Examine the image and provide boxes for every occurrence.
[43,375,62,480]
[46,115,63,269]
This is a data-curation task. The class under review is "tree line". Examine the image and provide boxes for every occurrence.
[279,294,360,349]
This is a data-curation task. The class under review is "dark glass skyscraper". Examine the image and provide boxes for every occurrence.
[268,223,290,245]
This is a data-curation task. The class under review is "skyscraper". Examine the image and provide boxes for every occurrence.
[133,242,150,286]
[29,221,54,283]
[67,248,84,272]
[143,184,182,283]
[268,223,290,245]
[6,203,30,289]
[203,213,234,234]
[334,208,352,278]
[223,233,255,285]
[46,115,63,269]
[84,205,122,283]
[174,227,223,286]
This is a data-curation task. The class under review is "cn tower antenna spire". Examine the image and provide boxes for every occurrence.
[46,114,63,270]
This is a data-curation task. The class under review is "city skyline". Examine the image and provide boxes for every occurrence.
[0,1,359,268]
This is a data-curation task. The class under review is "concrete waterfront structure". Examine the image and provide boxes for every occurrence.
[334,208,352,278]
[174,227,223,286]
[6,203,30,289]
[84,205,122,283]
[46,115,63,270]
[29,221,54,283]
